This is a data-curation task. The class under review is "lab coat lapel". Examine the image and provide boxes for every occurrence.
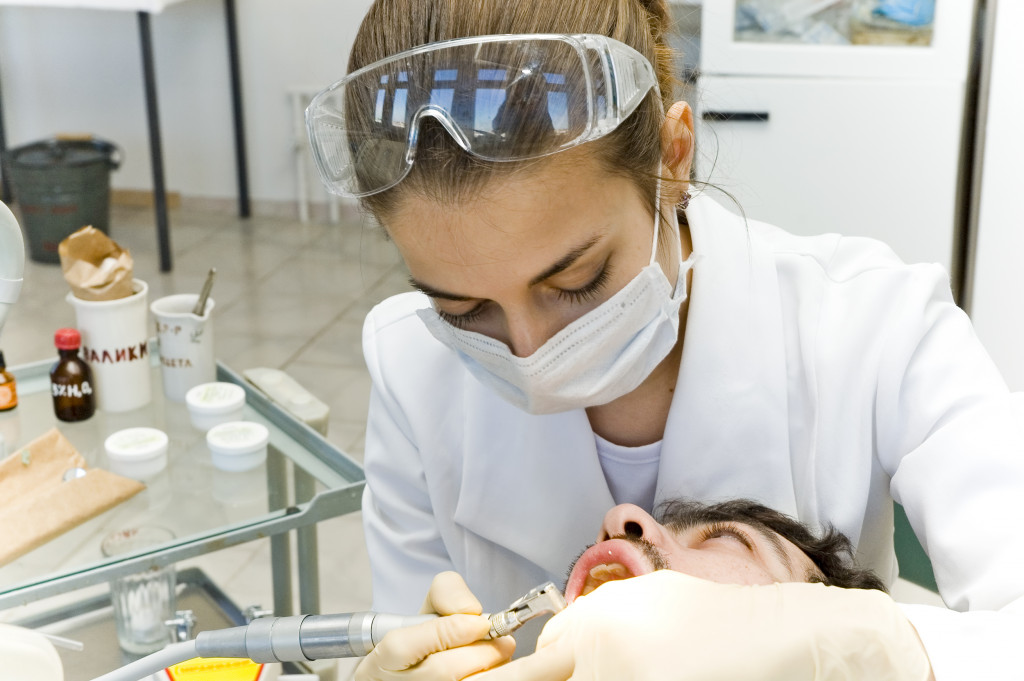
[658,196,796,513]
[453,390,614,577]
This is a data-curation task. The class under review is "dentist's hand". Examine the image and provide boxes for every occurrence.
[355,572,516,681]
[474,570,933,681]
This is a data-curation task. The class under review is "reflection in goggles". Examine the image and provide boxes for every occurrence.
[369,66,576,137]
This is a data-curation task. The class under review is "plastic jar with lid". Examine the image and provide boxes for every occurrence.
[185,382,245,431]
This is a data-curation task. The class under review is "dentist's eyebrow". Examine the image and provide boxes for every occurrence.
[408,278,473,301]
[407,234,604,301]
[529,235,602,286]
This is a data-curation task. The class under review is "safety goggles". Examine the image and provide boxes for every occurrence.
[306,33,659,197]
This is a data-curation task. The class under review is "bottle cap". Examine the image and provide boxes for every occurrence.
[54,328,82,350]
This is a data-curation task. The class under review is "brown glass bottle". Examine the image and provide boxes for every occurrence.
[0,350,16,411]
[50,328,95,422]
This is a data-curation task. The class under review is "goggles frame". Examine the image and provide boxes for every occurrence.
[306,33,659,198]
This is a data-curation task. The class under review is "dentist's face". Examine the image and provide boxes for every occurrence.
[564,504,823,603]
[384,149,678,358]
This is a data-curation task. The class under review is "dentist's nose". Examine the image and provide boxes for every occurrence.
[598,504,663,542]
[504,310,555,358]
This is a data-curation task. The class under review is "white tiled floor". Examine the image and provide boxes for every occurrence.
[2,203,406,678]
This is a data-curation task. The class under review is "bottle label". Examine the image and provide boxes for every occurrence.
[52,381,93,398]
[0,384,15,408]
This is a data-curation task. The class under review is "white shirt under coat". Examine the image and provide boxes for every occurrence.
[360,195,1024,679]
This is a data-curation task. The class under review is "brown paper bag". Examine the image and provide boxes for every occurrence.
[0,428,145,567]
[58,226,134,301]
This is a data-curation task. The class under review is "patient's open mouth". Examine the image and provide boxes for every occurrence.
[564,538,653,603]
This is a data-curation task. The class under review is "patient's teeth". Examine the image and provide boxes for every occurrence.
[589,563,629,581]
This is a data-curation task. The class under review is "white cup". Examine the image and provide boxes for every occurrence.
[150,294,216,402]
[66,279,152,413]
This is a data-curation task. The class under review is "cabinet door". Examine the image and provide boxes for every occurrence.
[694,74,962,270]
[701,0,973,80]
[966,0,1024,390]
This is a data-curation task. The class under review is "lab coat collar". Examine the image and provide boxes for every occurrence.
[658,195,795,512]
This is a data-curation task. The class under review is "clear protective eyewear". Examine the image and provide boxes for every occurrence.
[306,33,659,198]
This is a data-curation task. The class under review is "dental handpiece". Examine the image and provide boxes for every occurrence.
[195,581,566,663]
[91,582,566,681]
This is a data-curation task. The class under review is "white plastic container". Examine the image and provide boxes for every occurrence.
[185,382,245,431]
[207,421,269,472]
[105,427,169,480]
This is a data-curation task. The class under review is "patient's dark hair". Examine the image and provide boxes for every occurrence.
[655,499,887,592]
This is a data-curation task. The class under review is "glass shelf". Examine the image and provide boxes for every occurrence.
[0,356,365,611]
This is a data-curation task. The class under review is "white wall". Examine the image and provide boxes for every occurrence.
[969,0,1024,390]
[0,0,374,202]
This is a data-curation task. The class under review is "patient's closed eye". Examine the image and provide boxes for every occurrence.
[698,523,754,551]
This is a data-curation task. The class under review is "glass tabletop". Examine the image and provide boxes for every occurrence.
[0,355,364,609]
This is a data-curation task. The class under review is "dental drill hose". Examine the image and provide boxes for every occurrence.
[90,613,450,681]
[195,612,441,661]
[91,582,565,681]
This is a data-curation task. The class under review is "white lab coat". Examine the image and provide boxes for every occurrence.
[361,195,1024,679]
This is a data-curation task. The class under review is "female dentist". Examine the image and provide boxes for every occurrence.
[305,0,1024,678]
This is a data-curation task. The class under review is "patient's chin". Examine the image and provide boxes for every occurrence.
[565,539,652,603]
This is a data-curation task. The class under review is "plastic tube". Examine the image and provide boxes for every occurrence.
[90,640,198,681]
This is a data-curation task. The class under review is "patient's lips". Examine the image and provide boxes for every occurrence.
[565,538,653,603]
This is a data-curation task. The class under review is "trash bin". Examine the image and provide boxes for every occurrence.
[4,137,121,264]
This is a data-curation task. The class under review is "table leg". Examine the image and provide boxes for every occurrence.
[294,467,321,615]
[267,444,294,616]
[0,53,11,203]
[224,0,251,219]
[137,11,173,272]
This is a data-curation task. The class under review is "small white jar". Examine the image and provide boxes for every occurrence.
[207,421,269,472]
[185,382,245,431]
[105,427,169,480]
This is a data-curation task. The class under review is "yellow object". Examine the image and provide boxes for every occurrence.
[165,657,264,681]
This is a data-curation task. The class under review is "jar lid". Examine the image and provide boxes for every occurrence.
[104,427,168,460]
[206,421,269,453]
[186,382,246,414]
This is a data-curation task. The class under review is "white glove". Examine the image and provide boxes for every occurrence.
[474,570,933,681]
[356,572,516,681]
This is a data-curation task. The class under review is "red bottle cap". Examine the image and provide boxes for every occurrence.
[54,328,82,350]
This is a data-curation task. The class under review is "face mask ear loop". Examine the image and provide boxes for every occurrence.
[650,178,662,266]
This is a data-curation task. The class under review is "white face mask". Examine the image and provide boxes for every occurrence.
[417,181,695,415]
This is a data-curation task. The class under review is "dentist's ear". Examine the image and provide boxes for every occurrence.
[660,101,695,196]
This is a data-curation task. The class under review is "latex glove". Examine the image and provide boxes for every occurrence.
[356,571,516,681]
[475,571,933,681]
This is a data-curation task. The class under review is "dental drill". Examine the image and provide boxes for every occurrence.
[92,582,566,681]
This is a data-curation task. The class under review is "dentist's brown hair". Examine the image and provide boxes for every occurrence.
[346,0,682,221]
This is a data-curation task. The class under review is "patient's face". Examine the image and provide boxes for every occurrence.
[564,504,824,603]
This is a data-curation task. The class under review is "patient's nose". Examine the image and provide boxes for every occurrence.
[598,504,662,542]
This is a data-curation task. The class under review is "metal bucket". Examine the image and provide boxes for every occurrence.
[5,138,121,264]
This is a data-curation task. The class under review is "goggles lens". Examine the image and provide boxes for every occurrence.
[306,34,657,197]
